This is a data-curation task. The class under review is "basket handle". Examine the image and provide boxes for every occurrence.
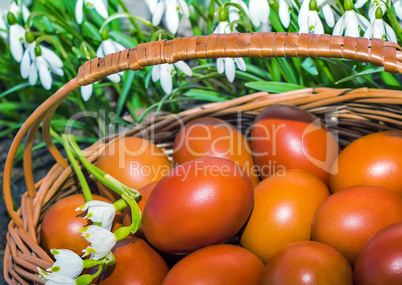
[3,32,402,227]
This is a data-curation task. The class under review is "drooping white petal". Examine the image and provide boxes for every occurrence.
[102,39,116,56]
[279,0,291,28]
[96,41,104,58]
[9,24,25,62]
[80,225,116,260]
[356,13,370,31]
[28,61,37,85]
[213,21,231,34]
[48,249,83,279]
[152,1,165,26]
[174,61,192,76]
[160,63,174,94]
[298,0,309,30]
[107,73,121,83]
[41,46,63,69]
[77,200,116,231]
[322,3,335,27]
[310,10,324,34]
[372,19,385,40]
[37,56,52,90]
[112,41,126,53]
[81,84,93,101]
[216,58,225,74]
[75,0,84,24]
[355,0,369,8]
[249,0,270,27]
[152,65,161,82]
[93,0,108,19]
[177,0,190,17]
[344,12,360,37]
[224,58,236,83]
[50,66,64,76]
[21,3,30,23]
[165,1,180,34]
[234,57,247,71]
[20,49,31,79]
[394,0,402,20]
[38,269,76,285]
[145,0,158,14]
[384,21,397,43]
[332,15,345,36]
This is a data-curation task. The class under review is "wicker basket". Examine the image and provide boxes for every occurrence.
[3,32,402,284]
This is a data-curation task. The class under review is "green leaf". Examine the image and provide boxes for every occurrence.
[116,70,135,116]
[335,67,384,84]
[183,89,230,101]
[0,83,32,99]
[82,22,101,41]
[301,58,318,76]
[109,30,138,48]
[245,81,305,93]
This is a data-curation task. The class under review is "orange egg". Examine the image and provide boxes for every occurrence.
[173,117,260,186]
[97,137,172,201]
[312,185,402,265]
[329,131,402,195]
[250,105,339,186]
[240,170,330,263]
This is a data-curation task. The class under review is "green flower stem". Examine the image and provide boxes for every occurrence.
[191,2,208,21]
[61,134,93,202]
[122,193,142,234]
[76,264,103,285]
[117,0,144,38]
[66,134,142,201]
[36,35,68,59]
[80,42,97,59]
[222,3,254,32]
[83,259,102,269]
[151,29,174,42]
[113,199,128,211]
[100,13,156,35]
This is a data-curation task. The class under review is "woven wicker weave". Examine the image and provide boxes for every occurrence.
[3,32,402,284]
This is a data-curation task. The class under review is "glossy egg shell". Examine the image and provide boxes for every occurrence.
[40,194,121,256]
[142,157,254,254]
[329,130,402,195]
[312,185,402,265]
[96,137,172,201]
[90,236,169,284]
[250,104,339,185]
[162,244,264,285]
[262,241,353,285]
[240,170,330,263]
[354,221,402,285]
[173,117,260,186]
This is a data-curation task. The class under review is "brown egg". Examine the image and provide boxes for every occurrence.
[40,194,121,256]
[162,244,264,285]
[329,130,402,195]
[90,236,169,284]
[142,157,254,254]
[173,117,260,186]
[262,241,353,285]
[97,137,172,201]
[250,105,339,186]
[312,185,402,265]
[240,170,330,263]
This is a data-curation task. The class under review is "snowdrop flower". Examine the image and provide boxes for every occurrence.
[299,0,324,34]
[20,41,64,90]
[355,0,386,20]
[228,0,250,23]
[333,0,369,37]
[213,21,247,83]
[152,61,192,94]
[76,200,116,231]
[249,0,270,28]
[364,6,397,43]
[75,0,108,24]
[9,0,30,23]
[81,30,125,101]
[299,0,335,28]
[7,12,25,62]
[145,0,190,34]
[38,249,83,285]
[278,0,295,28]
[79,225,116,260]
[38,270,76,285]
